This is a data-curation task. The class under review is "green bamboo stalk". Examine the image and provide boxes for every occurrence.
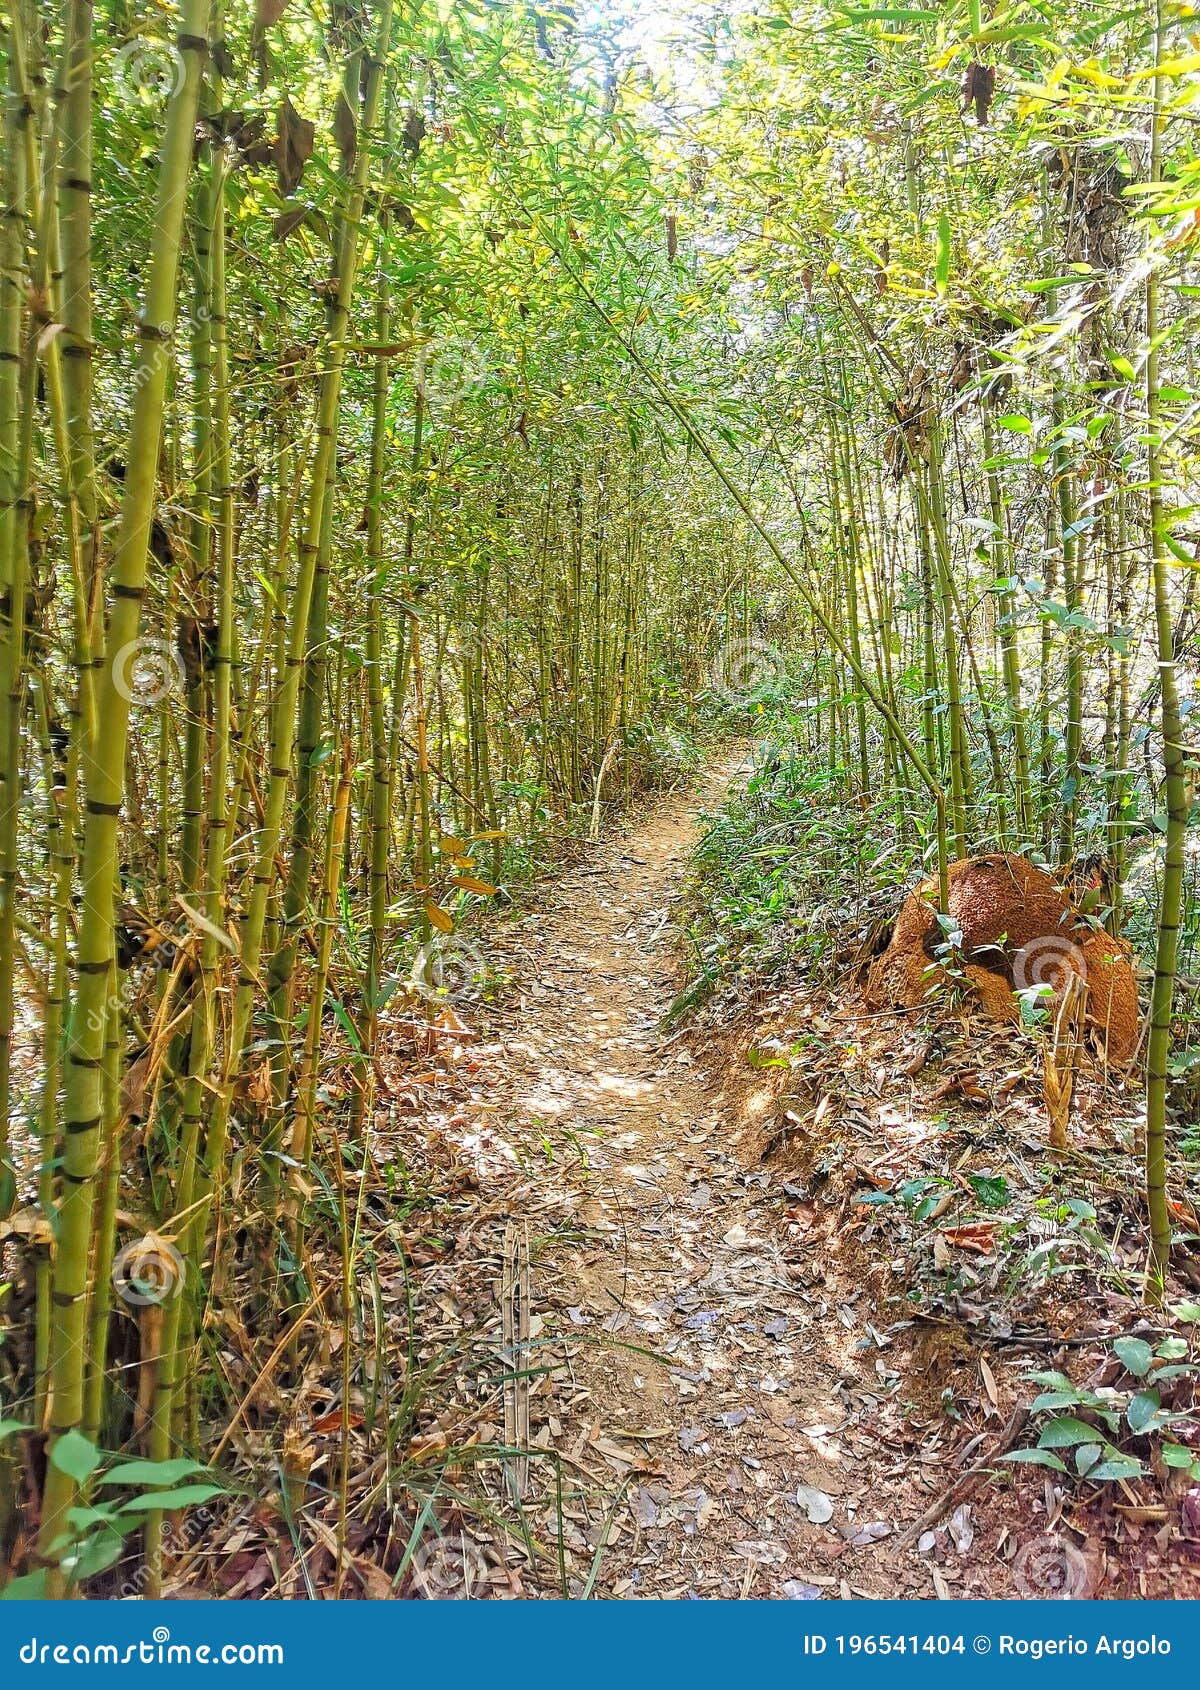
[54,0,97,574]
[264,22,367,1119]
[1143,2,1185,1299]
[36,0,211,1587]
[181,156,216,890]
[204,0,393,1192]
[980,401,1032,838]
[263,471,338,1119]
[0,9,33,1218]
[142,79,237,1588]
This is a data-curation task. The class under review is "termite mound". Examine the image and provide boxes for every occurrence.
[866,853,1139,1063]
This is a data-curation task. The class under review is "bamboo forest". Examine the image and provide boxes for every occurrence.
[3,0,1200,1609]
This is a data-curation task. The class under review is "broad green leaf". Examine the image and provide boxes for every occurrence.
[116,1483,225,1514]
[1038,1416,1100,1449]
[0,1571,48,1600]
[1031,1390,1088,1412]
[1126,1391,1163,1435]
[1001,1449,1069,1473]
[49,1429,101,1486]
[1114,1336,1153,1378]
[70,1526,130,1582]
[101,1458,212,1487]
[66,1505,119,1530]
[1086,1456,1144,1482]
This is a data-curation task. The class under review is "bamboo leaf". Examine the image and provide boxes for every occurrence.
[836,6,940,21]
[935,211,951,296]
[175,896,237,954]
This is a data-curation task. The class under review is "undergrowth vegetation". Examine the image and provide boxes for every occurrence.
[678,729,920,1013]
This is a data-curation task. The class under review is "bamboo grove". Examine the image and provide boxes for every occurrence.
[0,0,1198,1595]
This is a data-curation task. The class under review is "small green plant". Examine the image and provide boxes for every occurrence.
[0,1425,224,1598]
[968,1173,1009,1210]
[928,911,966,978]
[1003,1335,1200,1487]
[899,1176,951,1222]
[1012,1196,1112,1291]
[676,724,921,1020]
[1015,980,1054,1030]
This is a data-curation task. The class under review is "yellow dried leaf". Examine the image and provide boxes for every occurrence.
[424,901,454,934]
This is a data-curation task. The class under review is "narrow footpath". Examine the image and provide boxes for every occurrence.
[475,751,992,1599]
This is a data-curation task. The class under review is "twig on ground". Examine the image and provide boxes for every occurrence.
[898,1403,1029,1547]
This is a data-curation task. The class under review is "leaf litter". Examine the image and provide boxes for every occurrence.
[131,752,1200,1599]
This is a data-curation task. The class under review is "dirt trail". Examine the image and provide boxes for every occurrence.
[479,750,938,1600]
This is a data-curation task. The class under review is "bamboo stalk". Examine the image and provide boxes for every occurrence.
[37,0,212,1588]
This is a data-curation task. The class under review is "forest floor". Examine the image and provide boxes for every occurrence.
[341,746,1196,1603]
[178,750,1200,1601]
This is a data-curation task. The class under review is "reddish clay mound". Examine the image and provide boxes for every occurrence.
[866,854,1140,1063]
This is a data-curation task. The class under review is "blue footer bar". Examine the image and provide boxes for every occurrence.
[0,1600,1194,1687]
